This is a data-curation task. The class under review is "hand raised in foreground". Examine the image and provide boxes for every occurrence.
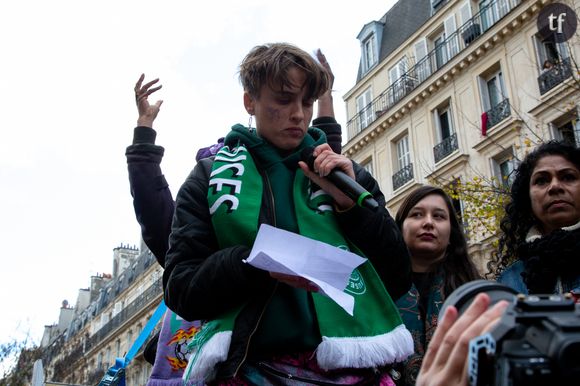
[416,293,509,386]
[135,74,163,128]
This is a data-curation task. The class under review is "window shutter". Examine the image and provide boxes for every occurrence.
[433,108,442,142]
[444,14,459,57]
[479,76,491,111]
[414,39,429,81]
[414,39,427,62]
[459,1,472,26]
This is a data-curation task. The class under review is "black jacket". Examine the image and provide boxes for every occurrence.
[125,118,344,267]
[163,136,411,380]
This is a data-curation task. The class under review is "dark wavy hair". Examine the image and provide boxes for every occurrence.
[395,185,480,296]
[488,140,580,277]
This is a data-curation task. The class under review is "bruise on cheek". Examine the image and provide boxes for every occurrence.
[266,107,281,120]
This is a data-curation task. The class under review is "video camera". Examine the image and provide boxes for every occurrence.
[440,280,580,386]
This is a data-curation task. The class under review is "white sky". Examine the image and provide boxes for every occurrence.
[0,0,396,346]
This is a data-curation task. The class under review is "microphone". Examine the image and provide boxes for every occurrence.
[300,147,379,211]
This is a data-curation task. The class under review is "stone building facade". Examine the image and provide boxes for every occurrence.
[343,0,580,271]
[41,244,162,385]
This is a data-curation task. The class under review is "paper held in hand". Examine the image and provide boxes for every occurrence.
[243,224,367,315]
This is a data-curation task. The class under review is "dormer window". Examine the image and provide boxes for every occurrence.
[363,34,378,71]
[357,21,383,75]
[431,0,447,13]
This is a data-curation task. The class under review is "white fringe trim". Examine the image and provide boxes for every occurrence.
[315,324,414,371]
[182,331,231,384]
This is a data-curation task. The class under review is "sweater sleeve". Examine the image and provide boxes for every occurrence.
[336,163,412,300]
[312,116,342,154]
[163,159,272,321]
[125,126,175,266]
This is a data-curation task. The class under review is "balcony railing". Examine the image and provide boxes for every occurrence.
[49,277,163,372]
[433,132,459,163]
[538,57,573,95]
[392,163,414,190]
[87,277,162,349]
[347,0,521,135]
[485,98,511,129]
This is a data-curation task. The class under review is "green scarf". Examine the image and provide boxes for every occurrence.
[183,140,413,383]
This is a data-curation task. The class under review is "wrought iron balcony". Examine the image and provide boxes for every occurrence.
[347,0,521,136]
[485,98,511,129]
[83,278,162,354]
[392,163,414,190]
[538,57,573,95]
[433,133,458,163]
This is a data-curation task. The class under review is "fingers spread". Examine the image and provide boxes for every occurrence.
[135,73,145,91]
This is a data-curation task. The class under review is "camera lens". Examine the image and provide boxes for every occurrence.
[438,280,518,320]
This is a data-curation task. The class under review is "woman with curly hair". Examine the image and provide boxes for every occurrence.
[489,140,580,295]
[394,185,480,386]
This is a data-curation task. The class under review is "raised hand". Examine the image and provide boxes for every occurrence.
[315,49,335,118]
[316,49,334,90]
[135,74,163,128]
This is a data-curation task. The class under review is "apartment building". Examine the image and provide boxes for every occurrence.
[41,244,162,385]
[344,0,580,270]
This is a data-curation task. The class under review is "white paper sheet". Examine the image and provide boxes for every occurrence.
[244,224,367,315]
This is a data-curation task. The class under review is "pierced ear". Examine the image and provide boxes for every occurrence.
[243,92,255,115]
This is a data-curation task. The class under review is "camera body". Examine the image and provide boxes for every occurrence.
[440,280,580,386]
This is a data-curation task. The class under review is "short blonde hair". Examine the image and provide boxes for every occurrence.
[239,42,329,101]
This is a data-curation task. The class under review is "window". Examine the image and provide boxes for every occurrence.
[432,0,446,11]
[534,32,569,71]
[479,66,510,129]
[363,34,377,71]
[361,158,374,177]
[431,16,459,70]
[479,0,512,30]
[393,134,414,190]
[126,330,133,353]
[444,15,459,58]
[389,58,407,85]
[535,31,573,94]
[97,352,103,369]
[388,57,409,104]
[414,39,430,82]
[459,1,474,27]
[482,70,506,110]
[434,103,454,141]
[492,148,517,187]
[433,101,458,162]
[397,135,411,170]
[551,111,580,147]
[113,301,122,316]
[100,312,108,328]
[356,88,373,131]
[433,32,448,70]
[115,339,121,357]
[460,1,483,46]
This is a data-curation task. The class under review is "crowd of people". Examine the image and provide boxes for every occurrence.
[125,42,580,386]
